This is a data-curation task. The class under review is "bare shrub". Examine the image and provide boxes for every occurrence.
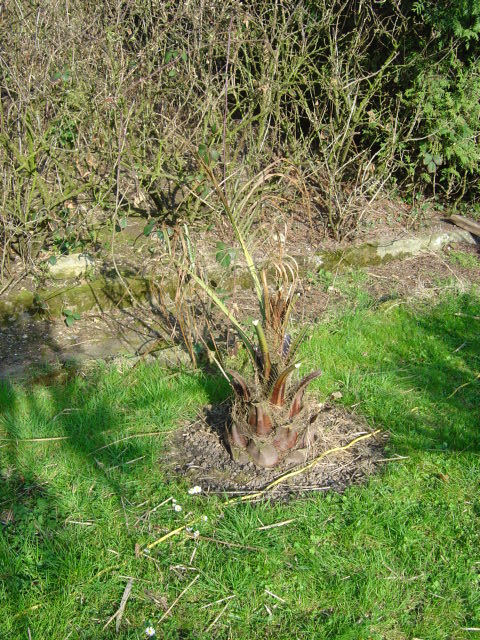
[2,0,474,284]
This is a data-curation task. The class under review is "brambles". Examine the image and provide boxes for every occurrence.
[1,0,479,284]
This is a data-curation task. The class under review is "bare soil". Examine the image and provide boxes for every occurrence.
[163,402,386,500]
[1,239,479,378]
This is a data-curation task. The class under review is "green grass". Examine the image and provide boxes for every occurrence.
[1,291,480,639]
[447,250,480,270]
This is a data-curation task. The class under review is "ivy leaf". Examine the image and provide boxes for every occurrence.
[423,153,433,166]
[48,256,57,266]
[143,220,155,236]
[215,242,236,268]
[116,217,127,231]
[168,69,177,77]
[427,161,437,173]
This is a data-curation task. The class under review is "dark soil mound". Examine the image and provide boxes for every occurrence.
[164,402,386,501]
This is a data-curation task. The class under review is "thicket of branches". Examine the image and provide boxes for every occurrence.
[1,0,479,279]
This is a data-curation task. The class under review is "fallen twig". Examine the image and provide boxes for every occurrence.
[159,574,199,623]
[109,455,146,472]
[448,372,480,398]
[145,522,196,550]
[257,519,295,531]
[190,534,262,552]
[205,601,231,633]
[91,431,164,453]
[454,312,480,321]
[200,594,236,610]
[102,578,133,632]
[134,496,174,525]
[265,589,286,603]
[0,436,70,443]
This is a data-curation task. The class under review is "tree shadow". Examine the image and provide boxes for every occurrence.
[357,292,480,455]
[2,286,479,636]
[0,317,65,379]
[0,356,228,637]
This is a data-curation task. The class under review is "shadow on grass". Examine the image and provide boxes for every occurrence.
[1,290,479,637]
[0,363,229,637]
[391,293,479,454]
[328,291,480,455]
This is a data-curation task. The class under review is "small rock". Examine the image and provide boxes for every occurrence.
[47,254,95,280]
[285,448,308,466]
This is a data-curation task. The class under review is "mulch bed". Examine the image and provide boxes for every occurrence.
[164,402,387,501]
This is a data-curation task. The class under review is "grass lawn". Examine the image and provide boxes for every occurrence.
[1,288,479,639]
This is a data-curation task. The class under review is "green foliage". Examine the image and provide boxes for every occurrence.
[62,309,81,327]
[402,55,480,199]
[447,249,480,269]
[412,0,480,49]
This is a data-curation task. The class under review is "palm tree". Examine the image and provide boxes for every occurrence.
[187,158,321,468]
[226,276,322,468]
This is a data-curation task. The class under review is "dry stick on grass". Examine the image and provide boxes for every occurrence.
[102,577,134,632]
[143,430,381,551]
[134,496,174,526]
[159,574,200,623]
[265,589,286,603]
[0,431,164,447]
[188,534,262,552]
[200,594,236,610]
[91,431,164,453]
[377,455,409,462]
[205,600,231,634]
[0,435,70,443]
[455,312,480,321]
[448,372,480,399]
[256,519,295,531]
